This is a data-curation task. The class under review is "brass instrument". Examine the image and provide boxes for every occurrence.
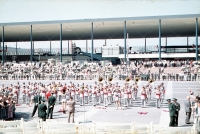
[125,77,131,83]
[148,78,154,84]
[108,77,113,83]
[135,77,140,83]
[98,77,103,82]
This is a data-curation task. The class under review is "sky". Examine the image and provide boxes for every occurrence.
[0,0,200,51]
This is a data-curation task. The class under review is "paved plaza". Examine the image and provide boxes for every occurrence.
[2,80,199,127]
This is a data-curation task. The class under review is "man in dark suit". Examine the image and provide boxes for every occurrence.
[31,92,42,117]
[167,99,176,127]
[172,98,180,127]
[38,99,47,121]
[184,96,192,124]
[46,92,56,119]
[66,96,76,123]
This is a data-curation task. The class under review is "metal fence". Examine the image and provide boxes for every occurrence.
[1,45,198,56]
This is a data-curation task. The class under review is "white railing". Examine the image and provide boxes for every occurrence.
[0,119,197,134]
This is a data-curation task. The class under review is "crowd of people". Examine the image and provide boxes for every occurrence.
[0,59,200,129]
[0,59,199,81]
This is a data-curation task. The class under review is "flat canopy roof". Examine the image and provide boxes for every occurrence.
[0,14,200,42]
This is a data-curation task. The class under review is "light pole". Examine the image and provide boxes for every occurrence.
[37,48,43,61]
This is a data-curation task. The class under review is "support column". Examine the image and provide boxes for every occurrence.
[2,26,4,65]
[91,22,94,61]
[158,19,161,61]
[16,42,17,56]
[86,40,88,53]
[187,37,189,52]
[33,41,34,54]
[60,24,63,62]
[124,21,127,64]
[165,37,167,52]
[68,40,69,54]
[196,18,198,61]
[144,38,146,53]
[105,39,106,46]
[49,41,51,55]
[30,25,33,63]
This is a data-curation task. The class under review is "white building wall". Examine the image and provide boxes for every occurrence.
[0,0,200,23]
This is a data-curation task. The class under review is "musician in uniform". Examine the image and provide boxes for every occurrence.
[38,99,47,121]
[155,88,161,108]
[124,88,128,107]
[172,98,180,127]
[79,88,84,106]
[84,87,89,104]
[167,99,176,127]
[92,87,97,106]
[103,88,108,107]
[140,87,146,108]
[46,91,56,119]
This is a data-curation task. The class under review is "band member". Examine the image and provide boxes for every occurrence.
[84,88,89,104]
[128,89,132,106]
[46,92,56,119]
[22,87,26,104]
[71,87,75,102]
[132,86,138,100]
[61,90,67,114]
[92,88,97,106]
[75,87,79,102]
[97,88,101,104]
[114,88,121,110]
[155,88,161,108]
[103,89,108,107]
[100,88,104,103]
[79,88,84,106]
[124,89,128,107]
[108,89,112,105]
[160,83,165,101]
[141,87,146,108]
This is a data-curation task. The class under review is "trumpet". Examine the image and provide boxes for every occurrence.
[98,77,103,82]
[108,77,113,82]
[148,78,154,84]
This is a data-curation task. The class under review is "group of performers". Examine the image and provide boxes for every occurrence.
[0,80,166,113]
